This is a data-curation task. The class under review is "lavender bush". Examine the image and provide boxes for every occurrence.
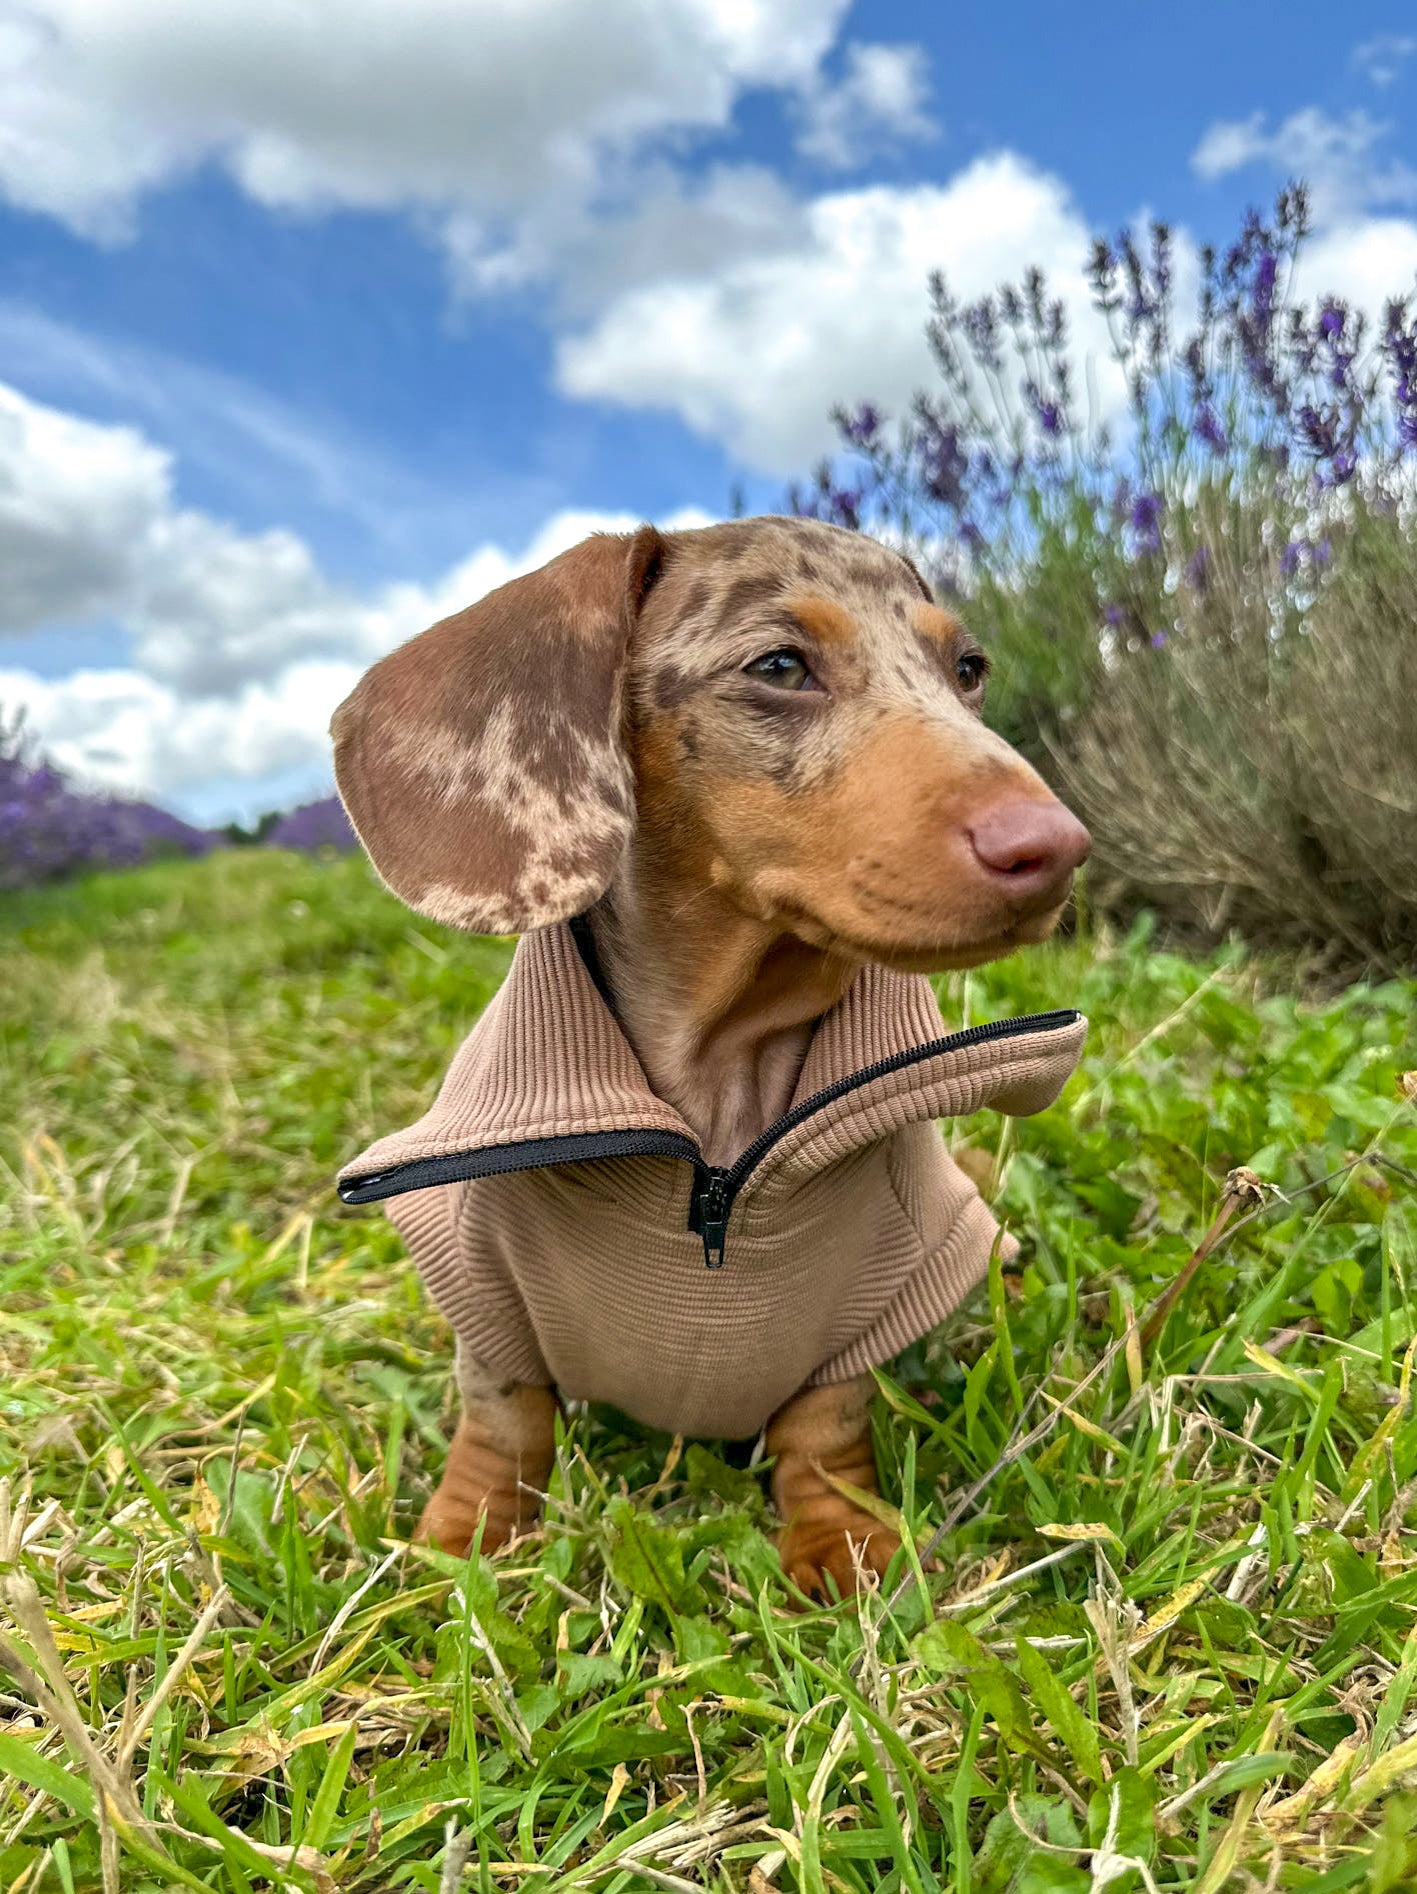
[1,714,217,892]
[264,795,357,852]
[789,183,1417,970]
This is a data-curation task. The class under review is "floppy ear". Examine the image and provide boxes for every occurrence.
[332,525,666,934]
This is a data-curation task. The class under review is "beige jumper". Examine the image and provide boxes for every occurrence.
[339,923,1087,1440]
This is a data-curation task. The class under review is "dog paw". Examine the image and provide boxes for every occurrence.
[412,1412,548,1557]
[778,1509,902,1601]
[413,1489,516,1559]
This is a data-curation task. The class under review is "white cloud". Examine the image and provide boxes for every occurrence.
[1191,107,1417,222]
[1295,215,1417,319]
[0,383,168,633]
[0,374,714,811]
[0,659,360,799]
[0,378,362,691]
[556,153,1130,473]
[794,42,936,170]
[0,0,847,242]
[0,8,182,240]
[441,161,807,311]
[1352,33,1417,88]
[1190,113,1270,180]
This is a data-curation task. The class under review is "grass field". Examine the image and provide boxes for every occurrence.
[2,848,1416,1893]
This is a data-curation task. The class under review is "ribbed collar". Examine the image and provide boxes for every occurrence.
[338,921,1086,1198]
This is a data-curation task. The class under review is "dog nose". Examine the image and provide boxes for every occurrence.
[967,799,1091,899]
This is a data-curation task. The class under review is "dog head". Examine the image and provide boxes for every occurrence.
[332,516,1089,970]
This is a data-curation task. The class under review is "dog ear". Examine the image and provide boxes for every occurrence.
[332,525,666,934]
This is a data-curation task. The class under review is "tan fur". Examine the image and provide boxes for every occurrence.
[767,1380,900,1599]
[782,593,860,646]
[915,601,967,643]
[416,1358,556,1556]
[339,515,1089,1594]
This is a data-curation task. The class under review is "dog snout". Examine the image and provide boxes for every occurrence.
[967,799,1091,904]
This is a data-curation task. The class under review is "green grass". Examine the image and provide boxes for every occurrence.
[2,848,1416,1893]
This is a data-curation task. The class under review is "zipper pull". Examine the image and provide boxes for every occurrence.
[693,1168,731,1270]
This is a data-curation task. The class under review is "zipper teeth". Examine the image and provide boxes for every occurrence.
[339,1006,1080,1208]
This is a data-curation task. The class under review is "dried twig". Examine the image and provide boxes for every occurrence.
[1138,1166,1268,1348]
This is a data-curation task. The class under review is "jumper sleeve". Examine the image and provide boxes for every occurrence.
[807,1133,1018,1387]
[386,1183,552,1386]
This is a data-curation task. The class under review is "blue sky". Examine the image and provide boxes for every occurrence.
[2,0,1415,820]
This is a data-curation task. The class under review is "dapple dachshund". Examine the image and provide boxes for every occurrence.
[332,516,1090,1598]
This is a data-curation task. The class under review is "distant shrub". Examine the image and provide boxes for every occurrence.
[1,714,217,892]
[788,182,1417,970]
[1057,507,1417,973]
[264,795,357,852]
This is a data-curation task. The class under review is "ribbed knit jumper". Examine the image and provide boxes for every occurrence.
[338,924,1087,1440]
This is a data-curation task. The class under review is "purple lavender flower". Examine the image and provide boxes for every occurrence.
[962,298,1003,373]
[1152,221,1173,300]
[1129,492,1163,553]
[0,714,218,889]
[1025,380,1063,437]
[1252,251,1278,330]
[916,416,969,513]
[1297,404,1338,458]
[840,402,882,447]
[827,487,862,529]
[1149,630,1169,649]
[1314,448,1359,488]
[1385,299,1417,450]
[1193,403,1227,454]
[784,189,1405,621]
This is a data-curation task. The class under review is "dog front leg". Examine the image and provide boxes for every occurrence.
[415,1348,557,1557]
[766,1376,902,1599]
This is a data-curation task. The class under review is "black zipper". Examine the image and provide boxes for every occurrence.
[338,1008,1081,1268]
[337,1128,702,1206]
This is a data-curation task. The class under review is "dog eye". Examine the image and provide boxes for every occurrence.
[744,649,817,691]
[956,651,989,693]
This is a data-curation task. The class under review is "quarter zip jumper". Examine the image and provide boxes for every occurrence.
[338,922,1087,1440]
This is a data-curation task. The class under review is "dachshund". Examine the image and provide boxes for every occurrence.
[332,515,1089,1598]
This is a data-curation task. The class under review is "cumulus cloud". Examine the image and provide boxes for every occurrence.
[0,375,713,810]
[1191,107,1417,222]
[556,154,1130,473]
[441,162,807,311]
[0,659,361,799]
[0,382,168,629]
[0,378,364,692]
[794,41,936,170]
[0,0,846,241]
[0,7,181,240]
[1295,215,1417,318]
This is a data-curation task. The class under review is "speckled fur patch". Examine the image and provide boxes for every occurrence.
[331,515,1001,935]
